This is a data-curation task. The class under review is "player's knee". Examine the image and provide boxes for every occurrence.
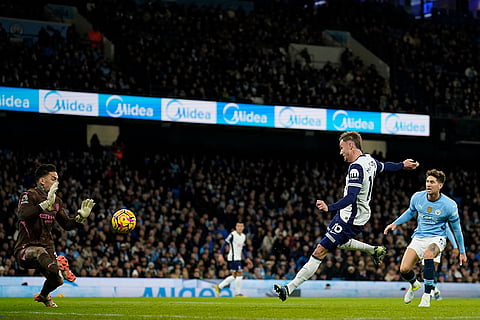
[313,244,328,259]
[25,246,48,260]
[399,265,411,274]
[424,252,435,260]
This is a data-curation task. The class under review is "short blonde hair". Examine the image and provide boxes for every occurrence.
[339,131,363,151]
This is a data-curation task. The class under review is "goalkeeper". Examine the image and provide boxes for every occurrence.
[14,164,95,307]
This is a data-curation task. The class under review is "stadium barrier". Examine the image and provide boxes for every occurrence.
[1,277,479,298]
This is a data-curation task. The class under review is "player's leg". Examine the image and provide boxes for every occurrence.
[56,254,76,282]
[432,261,442,300]
[400,247,421,304]
[419,239,443,307]
[287,242,328,293]
[338,239,387,265]
[216,261,239,296]
[217,273,235,290]
[232,269,245,297]
[274,216,361,301]
[19,247,62,307]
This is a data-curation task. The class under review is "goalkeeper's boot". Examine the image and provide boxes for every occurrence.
[404,280,421,304]
[34,293,58,307]
[57,255,76,282]
[273,284,289,302]
[372,246,387,265]
[418,293,431,307]
[213,285,221,297]
[432,287,442,301]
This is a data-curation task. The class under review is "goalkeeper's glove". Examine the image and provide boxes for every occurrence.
[75,199,96,223]
[39,182,58,211]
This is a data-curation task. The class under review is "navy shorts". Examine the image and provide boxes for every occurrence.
[228,260,243,272]
[319,214,363,251]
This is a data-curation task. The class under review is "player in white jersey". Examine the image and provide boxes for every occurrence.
[274,131,419,301]
[214,222,252,297]
[384,169,467,307]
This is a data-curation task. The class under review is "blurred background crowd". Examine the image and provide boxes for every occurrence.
[1,0,480,118]
[0,0,479,283]
[0,143,478,283]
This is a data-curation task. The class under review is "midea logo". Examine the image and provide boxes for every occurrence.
[384,114,426,133]
[278,107,322,128]
[164,99,211,121]
[332,110,374,131]
[222,103,267,124]
[106,95,153,118]
[43,91,93,113]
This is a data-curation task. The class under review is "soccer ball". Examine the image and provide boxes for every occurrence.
[111,209,136,233]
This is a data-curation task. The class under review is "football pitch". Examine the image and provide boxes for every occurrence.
[0,297,479,320]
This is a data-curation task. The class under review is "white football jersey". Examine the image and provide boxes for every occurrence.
[340,154,381,226]
[225,231,246,261]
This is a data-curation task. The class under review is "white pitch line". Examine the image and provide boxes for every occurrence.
[3,312,480,320]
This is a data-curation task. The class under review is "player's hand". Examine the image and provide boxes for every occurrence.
[75,199,95,223]
[246,259,253,269]
[459,253,467,266]
[403,159,419,170]
[451,248,460,259]
[383,223,397,234]
[39,182,58,210]
[316,200,328,212]
[217,254,225,265]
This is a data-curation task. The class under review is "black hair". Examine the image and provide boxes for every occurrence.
[35,164,57,181]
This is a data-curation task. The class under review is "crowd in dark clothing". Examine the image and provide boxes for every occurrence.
[0,0,479,283]
[1,1,480,117]
[0,145,478,283]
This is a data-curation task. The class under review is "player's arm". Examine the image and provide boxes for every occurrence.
[376,159,419,173]
[18,191,43,220]
[446,223,459,258]
[325,186,360,212]
[218,234,231,264]
[317,163,362,212]
[56,198,95,229]
[384,195,417,234]
[242,246,253,269]
[448,207,467,266]
[19,183,59,220]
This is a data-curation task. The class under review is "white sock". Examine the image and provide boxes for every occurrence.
[286,256,322,294]
[235,276,242,295]
[219,275,235,289]
[338,239,375,254]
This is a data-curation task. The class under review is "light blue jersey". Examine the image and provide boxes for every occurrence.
[394,190,466,254]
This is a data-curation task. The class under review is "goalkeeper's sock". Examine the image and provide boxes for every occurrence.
[287,255,322,294]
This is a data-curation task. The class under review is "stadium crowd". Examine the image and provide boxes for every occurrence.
[0,0,480,283]
[1,0,480,117]
[0,144,478,283]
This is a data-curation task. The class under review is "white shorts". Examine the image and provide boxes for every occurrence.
[407,236,446,264]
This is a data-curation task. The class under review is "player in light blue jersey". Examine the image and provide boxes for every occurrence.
[384,169,467,308]
[214,222,253,297]
[274,131,419,302]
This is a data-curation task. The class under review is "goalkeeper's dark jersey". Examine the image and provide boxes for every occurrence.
[14,186,79,255]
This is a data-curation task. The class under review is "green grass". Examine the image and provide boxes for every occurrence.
[0,297,479,319]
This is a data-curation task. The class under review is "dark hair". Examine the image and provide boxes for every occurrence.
[35,164,57,181]
[339,131,363,151]
[426,169,446,184]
